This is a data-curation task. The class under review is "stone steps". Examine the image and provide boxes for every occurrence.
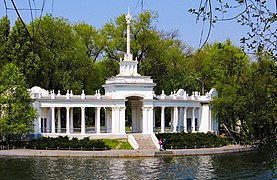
[132,134,157,150]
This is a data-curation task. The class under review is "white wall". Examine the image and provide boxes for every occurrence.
[199,104,210,132]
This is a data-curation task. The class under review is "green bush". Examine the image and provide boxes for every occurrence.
[156,132,228,149]
[26,136,111,150]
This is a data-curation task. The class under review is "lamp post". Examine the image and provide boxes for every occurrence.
[196,76,207,95]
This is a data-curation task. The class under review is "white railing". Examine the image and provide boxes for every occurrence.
[151,134,160,149]
[128,134,139,150]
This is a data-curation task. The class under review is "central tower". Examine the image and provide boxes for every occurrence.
[103,12,156,99]
[102,11,156,134]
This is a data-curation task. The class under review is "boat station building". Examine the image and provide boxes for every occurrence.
[29,13,219,148]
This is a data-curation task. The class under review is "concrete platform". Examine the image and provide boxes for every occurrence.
[155,151,174,157]
[0,145,255,158]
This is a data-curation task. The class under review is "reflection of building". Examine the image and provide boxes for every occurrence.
[29,12,218,147]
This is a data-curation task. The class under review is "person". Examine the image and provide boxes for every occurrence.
[159,139,163,151]
[163,139,167,151]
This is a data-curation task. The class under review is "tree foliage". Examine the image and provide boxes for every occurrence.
[202,41,277,141]
[0,63,37,141]
[0,16,10,69]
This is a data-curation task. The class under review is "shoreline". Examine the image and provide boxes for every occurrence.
[0,145,255,158]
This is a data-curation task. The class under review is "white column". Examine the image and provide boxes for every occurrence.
[81,107,85,134]
[192,107,195,132]
[113,107,126,134]
[104,108,107,133]
[70,108,73,133]
[142,107,148,134]
[57,108,61,133]
[173,107,178,133]
[178,107,183,132]
[106,108,112,133]
[37,108,41,134]
[120,107,126,134]
[148,107,154,134]
[161,106,165,133]
[51,107,55,134]
[111,107,117,133]
[209,106,212,131]
[183,107,187,132]
[66,107,70,134]
[95,107,101,133]
[112,107,118,134]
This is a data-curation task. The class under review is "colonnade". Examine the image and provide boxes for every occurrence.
[40,105,201,135]
[41,107,102,135]
[158,106,200,133]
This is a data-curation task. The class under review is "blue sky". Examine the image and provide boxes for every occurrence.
[1,0,274,50]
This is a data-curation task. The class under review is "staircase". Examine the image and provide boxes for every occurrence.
[132,133,158,150]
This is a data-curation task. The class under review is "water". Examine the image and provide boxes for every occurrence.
[0,149,276,179]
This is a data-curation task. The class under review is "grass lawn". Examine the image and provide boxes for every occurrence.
[102,139,133,150]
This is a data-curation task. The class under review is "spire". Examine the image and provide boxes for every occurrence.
[117,10,140,76]
[125,9,132,60]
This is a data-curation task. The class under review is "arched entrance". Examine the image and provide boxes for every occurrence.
[125,96,143,133]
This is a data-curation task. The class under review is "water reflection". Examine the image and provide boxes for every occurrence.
[0,150,275,179]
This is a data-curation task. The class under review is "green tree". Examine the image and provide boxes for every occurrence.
[73,22,103,61]
[6,18,40,88]
[0,16,11,68]
[27,15,97,94]
[0,63,37,143]
[190,40,250,137]
[239,52,277,140]
[198,40,277,141]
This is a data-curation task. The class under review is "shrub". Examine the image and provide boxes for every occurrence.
[26,136,111,150]
[156,132,228,149]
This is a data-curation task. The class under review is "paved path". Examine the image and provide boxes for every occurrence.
[0,145,255,158]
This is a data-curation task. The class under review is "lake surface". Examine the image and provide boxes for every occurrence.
[0,148,276,179]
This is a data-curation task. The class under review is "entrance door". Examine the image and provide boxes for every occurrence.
[126,96,143,133]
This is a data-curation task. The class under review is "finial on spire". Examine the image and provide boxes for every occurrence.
[126,8,131,24]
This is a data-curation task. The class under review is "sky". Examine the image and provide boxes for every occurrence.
[0,0,275,50]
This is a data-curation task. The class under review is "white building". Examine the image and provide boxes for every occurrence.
[29,12,218,149]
